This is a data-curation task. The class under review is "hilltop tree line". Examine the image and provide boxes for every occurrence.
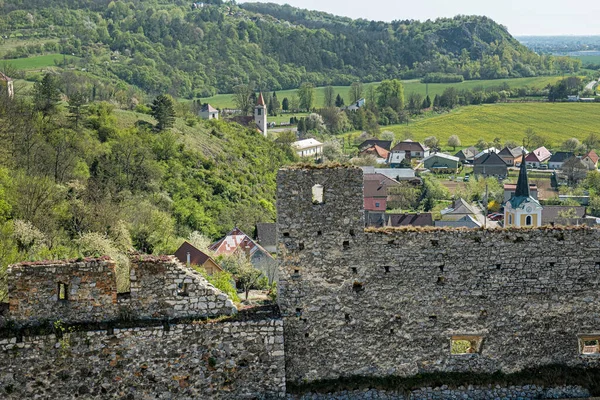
[0,0,581,98]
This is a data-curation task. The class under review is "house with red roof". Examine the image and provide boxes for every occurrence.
[360,144,390,164]
[363,173,400,212]
[583,150,599,170]
[210,227,274,266]
[524,147,552,168]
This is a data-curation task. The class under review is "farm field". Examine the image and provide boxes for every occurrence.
[197,76,566,109]
[357,103,600,150]
[2,54,78,71]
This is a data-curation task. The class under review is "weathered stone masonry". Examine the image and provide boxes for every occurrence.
[1,256,285,399]
[277,166,600,385]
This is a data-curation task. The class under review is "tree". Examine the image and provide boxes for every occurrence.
[335,94,345,107]
[475,138,489,151]
[524,128,546,149]
[433,94,441,109]
[563,138,581,153]
[349,81,363,104]
[269,91,280,116]
[583,133,599,151]
[439,87,459,109]
[151,94,176,131]
[33,73,61,118]
[67,91,88,130]
[233,83,254,115]
[298,82,315,111]
[422,95,431,109]
[282,97,289,111]
[387,183,420,210]
[376,79,404,112]
[323,85,335,107]
[448,135,461,151]
[561,156,588,185]
[424,136,440,152]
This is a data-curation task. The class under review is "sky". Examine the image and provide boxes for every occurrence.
[238,0,600,36]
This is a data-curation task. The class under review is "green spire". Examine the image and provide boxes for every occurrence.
[515,149,530,197]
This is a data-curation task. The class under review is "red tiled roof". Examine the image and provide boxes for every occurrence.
[525,147,551,162]
[585,150,599,164]
[256,92,265,106]
[360,145,390,160]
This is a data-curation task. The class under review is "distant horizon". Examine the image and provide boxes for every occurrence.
[238,0,600,36]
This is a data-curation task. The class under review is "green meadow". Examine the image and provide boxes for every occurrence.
[370,103,600,150]
[2,54,77,71]
[198,76,565,109]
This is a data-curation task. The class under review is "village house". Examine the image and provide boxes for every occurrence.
[360,166,420,183]
[454,146,478,164]
[292,138,323,158]
[423,152,460,173]
[388,140,430,167]
[582,150,599,170]
[255,223,276,254]
[474,147,500,160]
[363,173,400,212]
[548,151,573,169]
[504,157,543,227]
[174,241,223,275]
[440,198,478,221]
[359,144,390,164]
[210,227,274,268]
[542,206,586,225]
[474,151,508,178]
[358,139,392,152]
[524,146,552,168]
[435,214,482,229]
[498,146,523,166]
[199,103,219,120]
[345,98,366,111]
[386,213,433,227]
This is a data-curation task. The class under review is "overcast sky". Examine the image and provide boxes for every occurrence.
[239,0,600,36]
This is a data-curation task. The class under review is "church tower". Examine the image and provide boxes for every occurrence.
[255,92,267,137]
[504,150,543,227]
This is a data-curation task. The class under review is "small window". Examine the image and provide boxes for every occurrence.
[257,108,262,116]
[312,184,324,204]
[508,214,512,225]
[375,202,380,207]
[451,335,483,355]
[579,336,600,355]
[177,283,189,297]
[58,283,68,301]
[526,215,532,226]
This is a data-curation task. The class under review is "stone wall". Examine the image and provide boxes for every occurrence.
[8,258,118,325]
[125,255,237,320]
[0,312,285,399]
[277,166,600,385]
[6,256,236,326]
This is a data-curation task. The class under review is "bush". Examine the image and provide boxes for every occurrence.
[422,73,464,83]
[195,268,240,303]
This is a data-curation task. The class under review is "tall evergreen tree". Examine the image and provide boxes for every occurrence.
[151,94,176,131]
[33,73,61,118]
[335,94,344,107]
[282,97,289,111]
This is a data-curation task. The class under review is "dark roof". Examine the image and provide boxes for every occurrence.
[174,242,213,267]
[201,103,218,112]
[542,206,586,224]
[387,213,433,227]
[391,140,428,152]
[358,140,392,151]
[454,146,478,160]
[549,151,574,163]
[498,147,522,158]
[256,223,276,248]
[474,151,507,166]
[443,198,477,216]
[363,179,393,198]
[515,150,530,198]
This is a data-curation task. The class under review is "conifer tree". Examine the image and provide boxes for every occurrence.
[335,94,344,107]
[151,94,176,131]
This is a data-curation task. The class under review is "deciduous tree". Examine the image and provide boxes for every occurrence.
[448,135,461,151]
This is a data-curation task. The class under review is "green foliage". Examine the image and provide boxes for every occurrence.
[195,267,240,303]
[298,82,316,111]
[151,94,176,131]
[33,73,61,117]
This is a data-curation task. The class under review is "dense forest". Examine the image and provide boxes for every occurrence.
[0,0,581,98]
[0,72,295,301]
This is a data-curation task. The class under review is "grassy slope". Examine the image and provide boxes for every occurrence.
[376,103,600,149]
[2,54,78,70]
[198,76,565,109]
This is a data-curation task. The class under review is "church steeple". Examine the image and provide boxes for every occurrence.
[254,92,267,136]
[515,149,530,197]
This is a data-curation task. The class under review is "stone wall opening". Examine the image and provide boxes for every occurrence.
[579,336,600,355]
[58,283,68,301]
[312,184,324,204]
[451,335,483,355]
